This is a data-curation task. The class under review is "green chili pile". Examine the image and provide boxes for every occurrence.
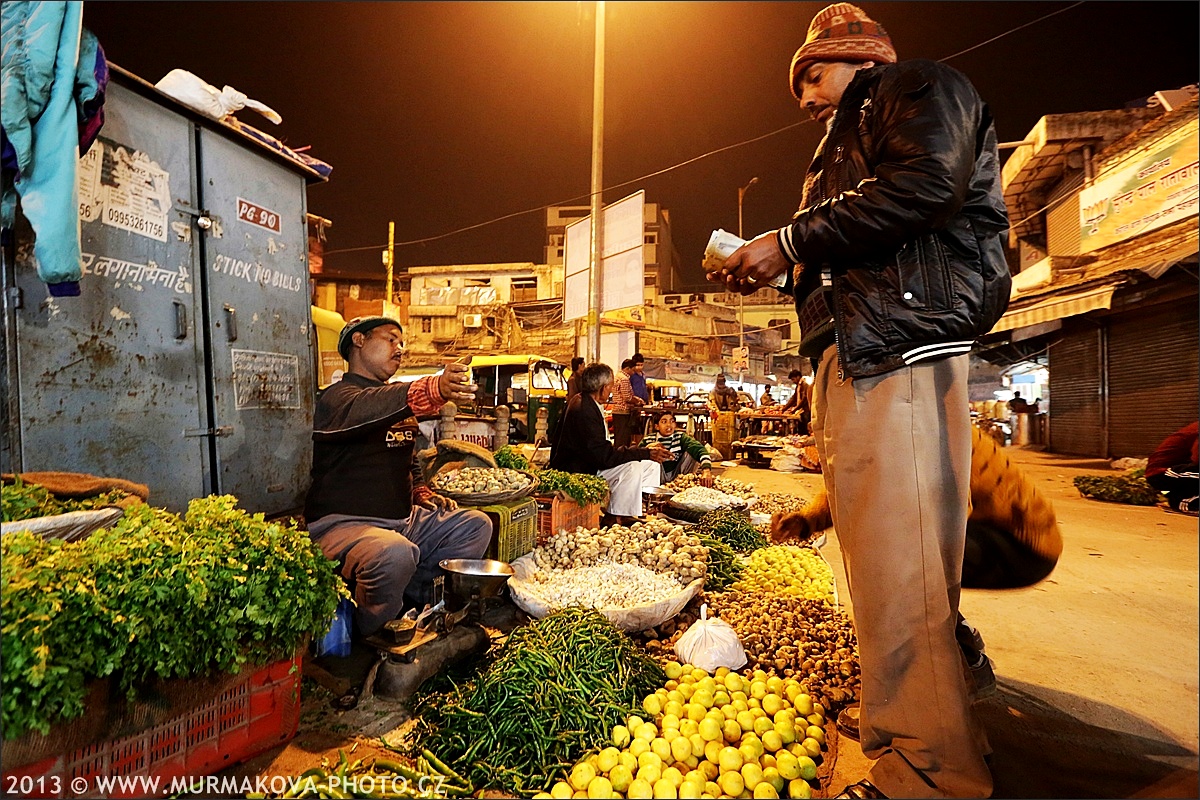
[696,507,768,554]
[417,608,665,794]
[695,532,744,591]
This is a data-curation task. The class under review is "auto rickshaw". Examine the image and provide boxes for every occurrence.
[464,354,568,443]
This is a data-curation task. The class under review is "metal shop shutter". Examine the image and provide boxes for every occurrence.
[1107,299,1200,458]
[1046,172,1085,257]
[1049,325,1103,456]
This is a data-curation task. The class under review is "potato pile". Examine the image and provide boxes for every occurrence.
[530,518,707,586]
[541,663,829,800]
[705,591,861,712]
[432,466,531,495]
[633,604,704,659]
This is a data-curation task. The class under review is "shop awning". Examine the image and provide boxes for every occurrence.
[989,284,1119,333]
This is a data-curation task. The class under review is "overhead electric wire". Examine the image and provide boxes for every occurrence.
[324,2,1090,259]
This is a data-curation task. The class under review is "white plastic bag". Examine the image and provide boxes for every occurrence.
[155,69,282,125]
[674,604,747,673]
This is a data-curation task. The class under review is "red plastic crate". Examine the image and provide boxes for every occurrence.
[535,494,601,545]
[2,653,302,799]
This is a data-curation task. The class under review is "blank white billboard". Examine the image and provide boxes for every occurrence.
[561,190,646,319]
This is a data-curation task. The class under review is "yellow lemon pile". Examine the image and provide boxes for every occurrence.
[730,546,836,602]
[538,662,826,799]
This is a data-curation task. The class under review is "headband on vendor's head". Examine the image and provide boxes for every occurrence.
[789,2,896,99]
[337,316,402,360]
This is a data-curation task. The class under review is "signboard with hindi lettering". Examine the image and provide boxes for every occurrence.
[1079,119,1199,253]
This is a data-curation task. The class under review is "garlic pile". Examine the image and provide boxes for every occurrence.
[517,562,687,610]
[530,517,707,586]
[668,486,754,513]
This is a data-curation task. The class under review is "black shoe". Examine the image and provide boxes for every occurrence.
[969,652,997,699]
[835,780,887,799]
[837,703,860,741]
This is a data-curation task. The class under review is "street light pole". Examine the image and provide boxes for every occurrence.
[586,1,606,363]
[737,177,758,384]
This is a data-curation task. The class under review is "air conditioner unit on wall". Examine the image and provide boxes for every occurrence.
[463,313,483,328]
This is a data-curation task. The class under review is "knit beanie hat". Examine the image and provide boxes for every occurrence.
[789,3,897,99]
[337,315,402,359]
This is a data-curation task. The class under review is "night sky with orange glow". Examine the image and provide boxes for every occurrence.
[82,2,1198,286]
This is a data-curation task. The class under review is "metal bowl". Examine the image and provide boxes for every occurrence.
[439,558,515,601]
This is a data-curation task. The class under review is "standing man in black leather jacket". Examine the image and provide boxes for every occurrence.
[713,4,1010,798]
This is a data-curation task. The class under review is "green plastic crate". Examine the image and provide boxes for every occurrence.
[478,497,538,563]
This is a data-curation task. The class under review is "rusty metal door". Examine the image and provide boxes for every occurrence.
[195,128,314,515]
[8,80,211,511]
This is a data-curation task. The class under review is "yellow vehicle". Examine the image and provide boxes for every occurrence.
[465,354,568,443]
[311,305,347,388]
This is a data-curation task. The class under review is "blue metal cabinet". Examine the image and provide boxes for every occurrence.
[1,67,325,515]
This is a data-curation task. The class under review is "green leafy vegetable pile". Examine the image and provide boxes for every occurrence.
[535,469,609,507]
[417,607,665,794]
[696,507,768,554]
[1,495,346,740]
[2,477,130,522]
[1074,468,1160,506]
[493,445,530,471]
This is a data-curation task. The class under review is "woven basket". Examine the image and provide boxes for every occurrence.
[431,469,538,506]
[665,501,749,524]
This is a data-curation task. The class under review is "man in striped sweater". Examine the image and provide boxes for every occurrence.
[609,359,644,448]
[642,413,714,486]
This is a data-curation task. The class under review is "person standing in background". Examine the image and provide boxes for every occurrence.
[609,359,643,448]
[629,353,650,443]
[566,356,585,400]
[708,374,739,412]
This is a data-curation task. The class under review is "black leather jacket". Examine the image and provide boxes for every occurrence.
[778,59,1011,379]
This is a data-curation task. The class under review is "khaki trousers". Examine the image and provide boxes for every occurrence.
[812,345,991,798]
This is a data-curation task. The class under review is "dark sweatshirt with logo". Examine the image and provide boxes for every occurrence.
[304,373,442,523]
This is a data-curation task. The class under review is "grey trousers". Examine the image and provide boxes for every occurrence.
[812,345,991,798]
[661,452,701,484]
[308,506,492,637]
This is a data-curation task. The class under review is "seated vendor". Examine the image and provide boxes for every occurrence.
[304,316,493,639]
[549,363,671,525]
[642,413,714,486]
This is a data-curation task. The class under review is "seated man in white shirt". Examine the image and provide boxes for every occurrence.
[548,363,670,524]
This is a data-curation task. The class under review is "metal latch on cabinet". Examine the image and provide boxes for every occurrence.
[183,426,234,438]
[175,204,217,231]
